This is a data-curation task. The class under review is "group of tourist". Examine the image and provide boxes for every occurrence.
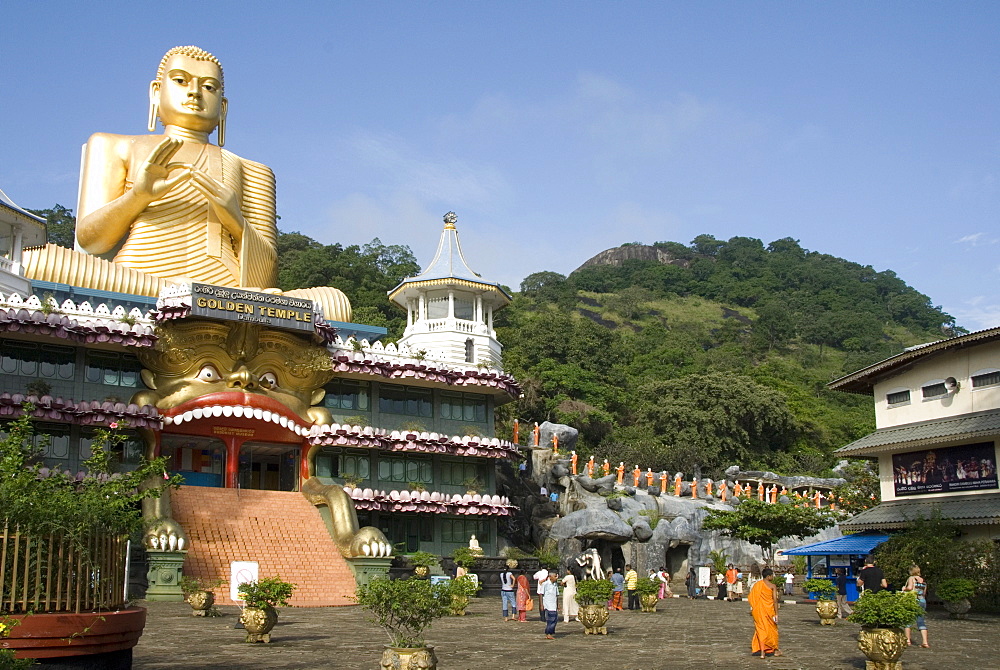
[499,566,580,639]
[856,556,930,648]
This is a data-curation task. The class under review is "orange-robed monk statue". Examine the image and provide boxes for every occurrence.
[23,45,349,321]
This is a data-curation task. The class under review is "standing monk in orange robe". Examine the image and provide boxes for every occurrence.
[748,568,782,658]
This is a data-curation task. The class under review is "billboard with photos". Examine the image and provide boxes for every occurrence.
[892,441,998,496]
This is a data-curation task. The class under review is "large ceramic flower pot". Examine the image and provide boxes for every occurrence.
[639,594,658,613]
[240,605,278,643]
[187,590,216,616]
[857,626,906,670]
[381,645,437,670]
[578,603,609,635]
[943,598,971,619]
[816,599,838,625]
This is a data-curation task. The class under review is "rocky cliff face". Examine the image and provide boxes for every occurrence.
[515,423,843,581]
[573,244,691,274]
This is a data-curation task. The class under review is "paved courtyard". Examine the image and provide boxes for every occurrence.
[132,595,997,670]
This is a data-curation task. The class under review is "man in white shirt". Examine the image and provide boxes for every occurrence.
[783,571,795,596]
[534,566,550,621]
[541,571,560,639]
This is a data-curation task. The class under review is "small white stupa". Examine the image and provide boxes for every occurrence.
[388,212,511,368]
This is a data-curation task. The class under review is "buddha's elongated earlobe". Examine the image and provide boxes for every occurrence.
[218,98,228,147]
[147,81,160,132]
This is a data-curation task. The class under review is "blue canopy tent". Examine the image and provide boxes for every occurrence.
[782,533,890,601]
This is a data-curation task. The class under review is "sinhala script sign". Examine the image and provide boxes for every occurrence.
[190,283,315,332]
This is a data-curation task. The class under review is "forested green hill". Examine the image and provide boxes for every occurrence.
[494,235,960,479]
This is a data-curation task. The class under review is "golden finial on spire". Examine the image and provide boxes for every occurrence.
[443,211,457,230]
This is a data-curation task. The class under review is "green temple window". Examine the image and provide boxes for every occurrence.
[84,351,141,388]
[315,447,371,482]
[382,514,433,553]
[441,518,490,544]
[0,341,75,381]
[439,392,487,422]
[28,423,71,461]
[378,385,432,418]
[377,455,433,484]
[439,459,489,488]
[323,379,370,412]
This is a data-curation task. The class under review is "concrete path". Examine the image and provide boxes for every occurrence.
[132,596,996,669]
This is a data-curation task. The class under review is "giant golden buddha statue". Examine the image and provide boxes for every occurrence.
[23,46,349,321]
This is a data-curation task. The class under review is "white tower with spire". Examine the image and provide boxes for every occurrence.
[388,212,511,368]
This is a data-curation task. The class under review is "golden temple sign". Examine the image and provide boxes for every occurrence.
[190,283,314,331]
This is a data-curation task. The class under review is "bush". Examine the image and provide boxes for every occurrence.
[451,547,478,569]
[408,551,438,569]
[355,577,451,648]
[238,576,296,609]
[848,590,923,628]
[936,578,976,602]
[180,575,226,594]
[803,578,836,600]
[533,542,562,570]
[635,577,659,597]
[448,575,482,599]
[574,579,614,606]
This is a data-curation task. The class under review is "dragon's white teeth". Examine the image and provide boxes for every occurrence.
[222,406,233,417]
[191,408,204,419]
[279,415,289,428]
[270,413,281,424]
[163,416,174,425]
[233,406,245,418]
[253,408,264,420]
[182,410,194,423]
[261,410,272,423]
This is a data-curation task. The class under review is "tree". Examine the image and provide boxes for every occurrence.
[831,460,880,514]
[28,204,76,248]
[702,499,838,565]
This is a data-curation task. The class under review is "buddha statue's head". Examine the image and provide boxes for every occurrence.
[149,45,228,145]
[133,321,334,432]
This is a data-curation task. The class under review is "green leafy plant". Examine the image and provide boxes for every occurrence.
[635,577,660,597]
[0,412,181,554]
[574,579,614,606]
[447,575,482,599]
[342,476,364,488]
[237,576,296,609]
[847,590,923,629]
[451,546,479,569]
[708,549,730,575]
[24,380,51,397]
[355,577,451,648]
[460,477,484,493]
[179,575,226,595]
[936,578,976,602]
[533,541,561,570]
[771,574,786,588]
[702,499,838,565]
[803,578,836,600]
[638,509,660,530]
[407,481,427,492]
[408,551,438,569]
[0,650,36,669]
[791,555,807,576]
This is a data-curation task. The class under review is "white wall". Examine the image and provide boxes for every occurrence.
[872,341,1000,429]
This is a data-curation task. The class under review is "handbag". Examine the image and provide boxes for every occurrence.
[526,597,534,611]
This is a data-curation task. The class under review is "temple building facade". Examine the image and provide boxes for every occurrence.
[830,327,1000,540]
[0,194,519,604]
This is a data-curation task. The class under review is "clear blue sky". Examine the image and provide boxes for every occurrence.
[3,1,998,330]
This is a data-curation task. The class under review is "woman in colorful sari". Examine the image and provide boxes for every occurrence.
[748,568,782,658]
[515,571,532,622]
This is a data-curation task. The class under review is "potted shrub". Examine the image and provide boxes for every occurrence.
[936,578,975,619]
[574,579,614,635]
[803,578,838,625]
[408,551,439,578]
[447,575,482,615]
[237,576,296,643]
[848,590,924,668]
[355,576,451,669]
[180,575,226,616]
[635,577,660,612]
[0,414,179,665]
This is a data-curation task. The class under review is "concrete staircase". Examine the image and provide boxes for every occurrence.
[171,487,357,607]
